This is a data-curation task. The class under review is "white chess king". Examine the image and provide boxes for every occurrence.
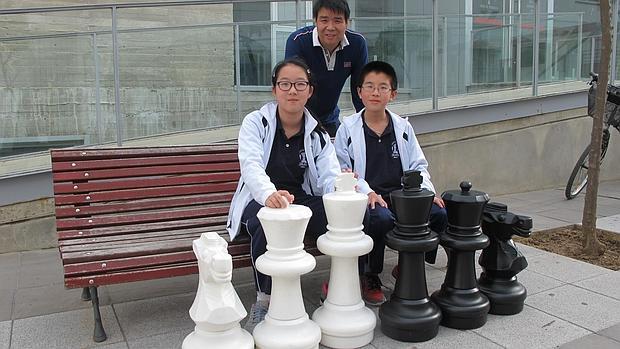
[252,204,322,349]
[182,232,254,349]
[312,172,376,348]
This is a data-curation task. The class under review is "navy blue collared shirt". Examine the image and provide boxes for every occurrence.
[265,112,307,197]
[363,113,403,196]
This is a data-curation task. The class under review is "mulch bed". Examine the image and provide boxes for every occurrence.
[514,225,620,271]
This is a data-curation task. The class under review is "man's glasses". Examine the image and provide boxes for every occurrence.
[276,81,310,91]
[360,84,392,94]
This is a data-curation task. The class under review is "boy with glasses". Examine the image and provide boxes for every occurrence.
[285,0,368,136]
[334,61,447,305]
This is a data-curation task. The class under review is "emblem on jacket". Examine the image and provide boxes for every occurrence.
[391,141,400,159]
[299,149,308,168]
[344,61,352,68]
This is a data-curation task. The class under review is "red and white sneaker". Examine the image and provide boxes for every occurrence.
[361,274,386,306]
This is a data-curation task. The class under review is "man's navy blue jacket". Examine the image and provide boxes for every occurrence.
[285,26,368,126]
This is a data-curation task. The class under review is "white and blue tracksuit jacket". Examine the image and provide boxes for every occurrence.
[226,102,340,240]
[334,109,436,195]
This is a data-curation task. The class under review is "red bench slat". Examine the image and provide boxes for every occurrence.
[56,206,230,230]
[57,216,229,240]
[53,172,240,194]
[50,145,238,161]
[52,153,239,172]
[53,162,240,181]
[54,182,238,205]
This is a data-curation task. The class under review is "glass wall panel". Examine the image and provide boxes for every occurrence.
[0,10,113,158]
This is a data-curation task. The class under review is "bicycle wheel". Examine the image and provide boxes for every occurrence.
[564,130,610,200]
[565,145,590,199]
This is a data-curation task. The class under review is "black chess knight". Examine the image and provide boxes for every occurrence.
[478,202,532,315]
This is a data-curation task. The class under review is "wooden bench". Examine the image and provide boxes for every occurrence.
[50,144,319,342]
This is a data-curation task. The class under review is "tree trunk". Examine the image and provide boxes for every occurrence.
[582,0,612,256]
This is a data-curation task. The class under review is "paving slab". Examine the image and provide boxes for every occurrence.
[19,248,60,266]
[558,333,620,349]
[525,284,620,332]
[0,268,18,291]
[598,322,620,342]
[574,271,620,300]
[596,214,620,233]
[472,305,589,348]
[11,306,123,349]
[113,292,195,340]
[524,214,569,231]
[12,283,110,319]
[514,242,547,257]
[103,275,198,304]
[372,326,502,349]
[525,251,609,283]
[516,269,565,296]
[0,252,19,270]
[18,259,64,288]
[86,343,129,349]
[127,329,190,349]
[0,321,10,349]
[536,207,583,224]
[0,289,13,321]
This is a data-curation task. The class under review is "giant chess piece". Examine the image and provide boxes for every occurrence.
[478,202,533,315]
[182,232,254,349]
[431,181,490,330]
[379,170,442,342]
[312,173,376,348]
[252,204,322,349]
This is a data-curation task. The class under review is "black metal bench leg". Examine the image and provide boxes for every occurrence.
[88,286,107,342]
[81,287,91,301]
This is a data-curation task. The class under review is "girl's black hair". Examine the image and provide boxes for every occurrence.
[271,58,327,134]
[271,57,314,87]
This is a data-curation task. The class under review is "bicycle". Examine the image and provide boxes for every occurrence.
[565,72,620,200]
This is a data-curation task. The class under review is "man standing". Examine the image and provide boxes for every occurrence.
[285,0,368,136]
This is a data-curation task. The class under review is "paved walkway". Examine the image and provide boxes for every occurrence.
[1,181,619,349]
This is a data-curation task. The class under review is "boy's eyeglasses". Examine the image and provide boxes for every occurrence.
[361,84,392,94]
[276,81,310,91]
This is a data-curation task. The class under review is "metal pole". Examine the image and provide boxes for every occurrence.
[591,36,596,74]
[295,0,301,28]
[533,0,540,96]
[443,16,448,97]
[517,13,522,88]
[611,0,619,82]
[111,6,123,146]
[235,24,242,123]
[92,33,103,144]
[577,13,582,79]
[432,0,438,110]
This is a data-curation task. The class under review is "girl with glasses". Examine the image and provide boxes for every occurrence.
[226,58,340,333]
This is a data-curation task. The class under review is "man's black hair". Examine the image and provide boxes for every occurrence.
[312,0,350,21]
[358,61,398,90]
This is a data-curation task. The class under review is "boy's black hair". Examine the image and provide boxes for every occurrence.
[312,0,350,21]
[271,57,313,87]
[357,61,398,90]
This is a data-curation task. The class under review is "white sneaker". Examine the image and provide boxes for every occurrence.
[243,302,268,333]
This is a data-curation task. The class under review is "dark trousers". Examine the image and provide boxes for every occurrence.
[241,195,327,295]
[361,200,447,274]
[323,121,340,138]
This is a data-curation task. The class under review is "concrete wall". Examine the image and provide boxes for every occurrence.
[419,107,620,195]
[2,105,620,253]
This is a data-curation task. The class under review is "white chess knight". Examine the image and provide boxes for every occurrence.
[312,172,376,348]
[252,204,322,349]
[182,232,254,349]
